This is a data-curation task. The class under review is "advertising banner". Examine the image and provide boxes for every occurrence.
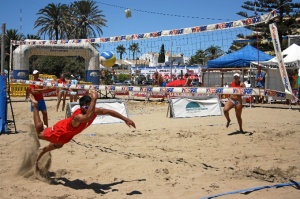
[169,96,222,118]
[42,88,89,97]
[130,91,167,101]
[269,23,292,95]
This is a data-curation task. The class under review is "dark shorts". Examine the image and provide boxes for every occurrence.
[31,100,47,112]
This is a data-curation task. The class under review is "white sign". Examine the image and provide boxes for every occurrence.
[169,96,222,118]
[67,100,128,124]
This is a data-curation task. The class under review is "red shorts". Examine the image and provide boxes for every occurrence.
[43,126,72,144]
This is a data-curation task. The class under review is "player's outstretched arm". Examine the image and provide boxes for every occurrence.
[95,108,136,128]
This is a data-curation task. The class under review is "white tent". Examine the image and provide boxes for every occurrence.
[249,44,300,102]
[251,43,300,69]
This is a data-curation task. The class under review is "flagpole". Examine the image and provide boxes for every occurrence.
[1,23,5,74]
[170,36,173,81]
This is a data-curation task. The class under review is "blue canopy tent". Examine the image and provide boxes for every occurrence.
[207,44,274,68]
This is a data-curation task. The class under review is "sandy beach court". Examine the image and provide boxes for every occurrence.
[0,97,299,199]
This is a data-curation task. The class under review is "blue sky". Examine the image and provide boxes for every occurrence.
[0,0,253,57]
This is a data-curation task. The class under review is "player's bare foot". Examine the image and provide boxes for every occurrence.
[29,94,38,106]
[226,119,231,128]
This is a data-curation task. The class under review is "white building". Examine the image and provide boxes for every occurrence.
[139,52,189,67]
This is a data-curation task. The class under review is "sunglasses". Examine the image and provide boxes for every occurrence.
[81,106,89,109]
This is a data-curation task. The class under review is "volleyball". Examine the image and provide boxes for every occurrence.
[100,51,116,68]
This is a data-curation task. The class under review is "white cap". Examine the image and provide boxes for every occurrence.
[233,73,240,77]
[33,70,39,75]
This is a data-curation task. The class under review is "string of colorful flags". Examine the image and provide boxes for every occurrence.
[11,10,277,46]
[11,78,290,100]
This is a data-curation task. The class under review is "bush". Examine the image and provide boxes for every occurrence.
[118,73,131,81]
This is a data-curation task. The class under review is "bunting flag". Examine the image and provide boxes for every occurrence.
[11,10,277,46]
[11,78,293,100]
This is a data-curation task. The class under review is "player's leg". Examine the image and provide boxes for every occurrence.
[223,99,234,128]
[62,90,67,111]
[56,90,63,112]
[39,100,48,127]
[74,92,78,102]
[69,91,74,102]
[235,103,243,132]
[37,143,64,163]
[29,94,44,135]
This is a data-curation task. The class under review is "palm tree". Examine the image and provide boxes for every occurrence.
[34,3,69,40]
[70,0,107,39]
[25,34,41,40]
[116,45,126,60]
[0,29,24,69]
[237,0,300,48]
[188,49,207,65]
[204,45,224,60]
[128,43,140,60]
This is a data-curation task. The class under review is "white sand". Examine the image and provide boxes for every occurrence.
[0,97,299,199]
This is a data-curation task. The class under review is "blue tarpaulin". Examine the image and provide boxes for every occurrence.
[207,44,274,68]
[0,75,7,134]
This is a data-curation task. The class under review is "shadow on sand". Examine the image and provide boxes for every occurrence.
[51,177,146,195]
[228,130,253,136]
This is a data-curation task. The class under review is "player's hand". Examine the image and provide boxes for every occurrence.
[90,90,99,99]
[125,118,136,128]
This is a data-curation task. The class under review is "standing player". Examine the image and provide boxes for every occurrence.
[56,73,68,112]
[223,73,245,133]
[28,70,49,127]
[69,75,79,103]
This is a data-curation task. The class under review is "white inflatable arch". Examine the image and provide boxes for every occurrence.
[13,43,100,84]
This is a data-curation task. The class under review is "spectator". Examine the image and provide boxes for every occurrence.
[111,69,116,84]
[153,72,164,87]
[255,66,266,103]
[183,73,192,87]
[100,69,106,85]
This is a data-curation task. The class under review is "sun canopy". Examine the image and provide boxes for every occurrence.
[251,43,300,69]
[208,44,274,68]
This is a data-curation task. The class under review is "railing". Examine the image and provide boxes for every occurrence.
[8,83,28,97]
[29,74,57,81]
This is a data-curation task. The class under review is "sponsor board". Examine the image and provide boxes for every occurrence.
[66,99,128,124]
[169,95,222,118]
